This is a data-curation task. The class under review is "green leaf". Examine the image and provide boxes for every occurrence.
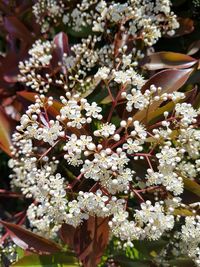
[12,253,79,267]
[114,255,150,267]
[16,247,25,261]
[147,101,175,123]
[100,95,112,104]
[182,177,200,198]
[132,240,167,259]
[168,258,195,267]
[173,207,194,216]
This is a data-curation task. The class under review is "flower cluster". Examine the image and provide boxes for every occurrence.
[28,0,179,99]
[33,0,65,33]
[18,40,54,93]
[5,1,200,266]
[61,0,179,46]
[9,85,200,251]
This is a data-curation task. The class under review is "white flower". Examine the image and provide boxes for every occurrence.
[135,201,174,240]
[60,94,102,128]
[94,123,116,138]
[126,89,149,111]
[83,102,102,119]
[123,139,143,154]
[156,146,180,168]
[175,103,198,126]
[95,67,110,80]
[132,121,147,140]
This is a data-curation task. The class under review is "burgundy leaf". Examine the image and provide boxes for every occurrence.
[53,32,70,61]
[75,217,109,267]
[114,31,134,57]
[134,68,194,122]
[173,18,194,37]
[4,16,33,43]
[141,68,194,94]
[61,217,109,267]
[0,220,61,254]
[60,224,76,249]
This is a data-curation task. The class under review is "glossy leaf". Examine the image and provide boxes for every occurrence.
[52,32,70,71]
[53,32,70,58]
[134,68,193,122]
[0,107,13,156]
[141,68,193,94]
[144,52,197,70]
[12,253,79,267]
[147,101,174,123]
[17,91,63,117]
[74,217,109,267]
[187,40,200,56]
[0,220,61,254]
[183,177,200,198]
[61,217,109,267]
[172,18,194,37]
[173,207,194,216]
[60,224,76,249]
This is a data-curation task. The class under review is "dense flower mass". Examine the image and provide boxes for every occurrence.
[9,69,200,264]
[2,0,200,266]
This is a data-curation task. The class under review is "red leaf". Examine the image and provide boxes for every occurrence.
[134,68,193,122]
[60,224,76,249]
[0,107,14,156]
[4,16,33,43]
[0,220,61,254]
[114,32,134,57]
[143,52,197,70]
[53,32,70,60]
[173,18,194,37]
[141,68,194,94]
[0,189,22,198]
[61,217,109,267]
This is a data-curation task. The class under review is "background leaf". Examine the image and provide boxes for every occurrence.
[134,68,193,123]
[0,220,61,254]
[17,91,63,117]
[182,177,200,198]
[53,32,70,59]
[12,253,79,267]
[144,52,197,70]
[61,217,109,267]
[0,107,14,156]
